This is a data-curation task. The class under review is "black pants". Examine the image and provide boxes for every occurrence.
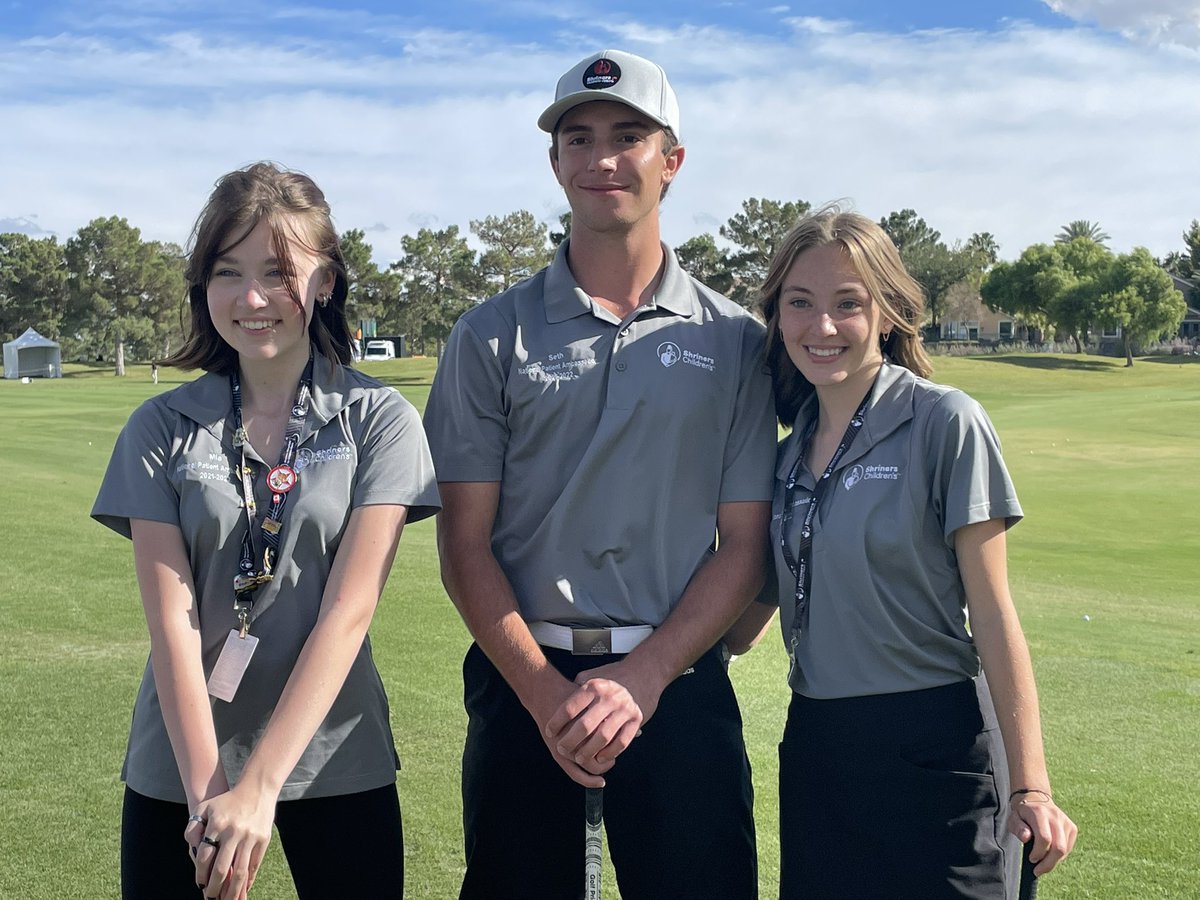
[459,642,758,900]
[778,678,1016,900]
[120,783,404,899]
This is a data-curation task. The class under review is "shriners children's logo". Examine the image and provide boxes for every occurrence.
[658,341,681,367]
[844,463,901,490]
[583,58,621,90]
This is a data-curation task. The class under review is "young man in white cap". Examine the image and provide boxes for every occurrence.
[424,49,775,899]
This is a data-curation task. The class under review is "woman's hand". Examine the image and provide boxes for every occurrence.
[187,783,278,899]
[1008,791,1078,876]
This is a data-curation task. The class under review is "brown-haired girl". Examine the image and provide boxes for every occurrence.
[94,162,438,899]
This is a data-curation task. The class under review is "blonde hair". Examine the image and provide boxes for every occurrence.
[757,206,932,425]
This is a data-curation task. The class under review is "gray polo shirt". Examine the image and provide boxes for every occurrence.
[424,241,776,627]
[92,357,440,802]
[767,362,1022,699]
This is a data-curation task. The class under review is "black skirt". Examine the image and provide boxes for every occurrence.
[779,677,1018,899]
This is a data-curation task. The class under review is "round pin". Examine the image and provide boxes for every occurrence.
[267,464,298,493]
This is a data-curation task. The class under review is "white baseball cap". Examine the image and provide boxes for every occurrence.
[538,49,681,138]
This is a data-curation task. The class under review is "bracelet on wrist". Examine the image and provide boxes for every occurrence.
[1009,788,1052,804]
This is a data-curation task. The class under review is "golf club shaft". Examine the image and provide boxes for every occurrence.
[584,786,603,900]
[1018,839,1039,900]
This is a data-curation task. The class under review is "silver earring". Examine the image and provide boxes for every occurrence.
[317,292,332,307]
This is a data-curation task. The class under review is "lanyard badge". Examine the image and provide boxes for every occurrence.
[779,389,872,642]
[210,356,314,702]
[228,355,314,638]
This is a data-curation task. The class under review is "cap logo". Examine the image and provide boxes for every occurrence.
[582,58,621,90]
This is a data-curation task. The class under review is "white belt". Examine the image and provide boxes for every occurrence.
[528,621,654,655]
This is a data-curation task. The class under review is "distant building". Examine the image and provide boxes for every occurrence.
[938,283,1025,344]
[1169,274,1199,339]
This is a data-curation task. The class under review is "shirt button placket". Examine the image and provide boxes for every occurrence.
[606,323,632,407]
[614,324,630,373]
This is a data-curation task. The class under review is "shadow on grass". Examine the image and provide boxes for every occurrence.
[364,374,433,389]
[1139,355,1200,366]
[968,355,1115,372]
[60,362,120,379]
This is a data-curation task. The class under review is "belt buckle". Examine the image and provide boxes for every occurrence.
[572,628,613,655]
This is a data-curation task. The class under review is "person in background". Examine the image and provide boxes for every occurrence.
[732,207,1076,898]
[93,162,439,899]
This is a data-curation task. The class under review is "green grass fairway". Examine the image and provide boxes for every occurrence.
[1,354,1197,898]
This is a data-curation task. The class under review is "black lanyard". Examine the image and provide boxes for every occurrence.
[229,355,314,636]
[779,390,872,637]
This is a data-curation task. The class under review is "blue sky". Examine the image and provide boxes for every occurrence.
[2,1,1197,264]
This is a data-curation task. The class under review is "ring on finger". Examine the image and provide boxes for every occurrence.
[200,835,220,848]
[187,814,207,826]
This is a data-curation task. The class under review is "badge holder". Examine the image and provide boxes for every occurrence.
[209,358,312,703]
[208,621,259,703]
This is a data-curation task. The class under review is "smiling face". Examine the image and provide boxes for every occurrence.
[777,241,892,402]
[549,100,683,236]
[205,217,333,375]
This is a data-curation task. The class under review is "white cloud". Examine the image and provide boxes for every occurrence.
[673,21,1198,259]
[786,16,853,35]
[1,13,1197,268]
[1043,0,1200,47]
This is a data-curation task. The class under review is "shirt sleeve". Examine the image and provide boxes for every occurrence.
[422,315,509,483]
[925,389,1023,541]
[352,389,442,523]
[91,398,182,539]
[718,317,778,504]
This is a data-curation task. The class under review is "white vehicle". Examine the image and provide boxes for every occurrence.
[363,340,395,361]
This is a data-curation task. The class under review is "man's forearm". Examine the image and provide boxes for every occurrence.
[624,526,766,684]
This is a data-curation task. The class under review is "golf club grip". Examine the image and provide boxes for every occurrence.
[1019,839,1039,900]
[585,787,603,900]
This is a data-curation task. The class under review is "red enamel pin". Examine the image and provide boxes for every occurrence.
[267,464,298,493]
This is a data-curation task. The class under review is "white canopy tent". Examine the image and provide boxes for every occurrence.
[3,327,62,378]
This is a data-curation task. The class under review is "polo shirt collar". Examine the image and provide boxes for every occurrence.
[543,240,699,324]
[165,353,360,449]
[861,360,917,444]
[775,360,918,483]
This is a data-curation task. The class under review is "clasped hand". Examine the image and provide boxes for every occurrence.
[542,660,662,787]
[185,784,277,900]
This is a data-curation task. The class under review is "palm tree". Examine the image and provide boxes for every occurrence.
[1055,220,1110,247]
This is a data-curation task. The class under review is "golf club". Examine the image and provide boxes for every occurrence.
[584,786,603,900]
[1018,838,1039,900]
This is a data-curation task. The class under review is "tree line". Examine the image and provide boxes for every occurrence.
[2,204,1194,372]
[982,220,1194,366]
